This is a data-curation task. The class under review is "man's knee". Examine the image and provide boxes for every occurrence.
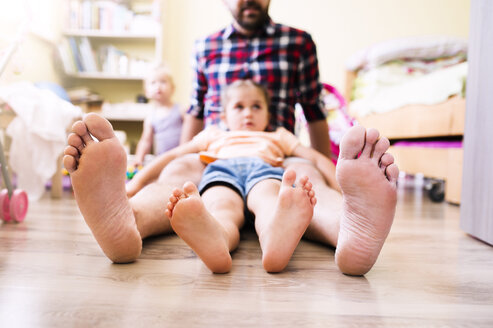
[284,158,324,182]
[159,154,205,184]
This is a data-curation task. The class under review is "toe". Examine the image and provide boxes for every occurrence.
[361,128,380,158]
[67,132,85,153]
[183,181,200,196]
[83,113,116,141]
[282,169,297,187]
[172,188,183,198]
[64,145,79,158]
[372,137,390,163]
[379,153,394,174]
[298,175,309,188]
[385,163,399,184]
[72,121,94,146]
[303,180,313,193]
[169,195,178,204]
[63,154,77,174]
[339,125,366,160]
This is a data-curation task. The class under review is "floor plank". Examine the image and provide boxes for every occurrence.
[1,181,492,327]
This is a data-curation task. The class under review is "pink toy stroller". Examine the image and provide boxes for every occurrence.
[0,24,29,223]
[295,83,355,164]
[322,83,355,163]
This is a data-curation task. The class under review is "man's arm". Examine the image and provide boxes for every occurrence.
[180,113,204,144]
[182,38,208,143]
[126,141,201,197]
[307,119,331,159]
[295,32,331,158]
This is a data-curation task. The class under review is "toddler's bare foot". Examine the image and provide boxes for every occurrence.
[166,182,232,273]
[63,113,142,263]
[259,170,316,273]
[335,125,399,276]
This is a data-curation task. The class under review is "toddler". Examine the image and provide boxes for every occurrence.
[133,64,183,167]
[130,79,339,273]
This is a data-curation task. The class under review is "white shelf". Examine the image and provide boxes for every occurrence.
[63,30,158,40]
[101,102,151,121]
[66,72,145,81]
[102,112,146,122]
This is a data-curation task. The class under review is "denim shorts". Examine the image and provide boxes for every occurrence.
[198,157,284,201]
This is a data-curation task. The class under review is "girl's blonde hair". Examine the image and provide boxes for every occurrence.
[221,79,270,108]
[144,62,175,90]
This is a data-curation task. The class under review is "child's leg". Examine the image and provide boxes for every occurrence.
[247,170,316,273]
[167,183,245,274]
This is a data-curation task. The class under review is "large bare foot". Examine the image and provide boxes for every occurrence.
[335,125,399,276]
[63,113,142,263]
[166,182,232,273]
[259,170,316,273]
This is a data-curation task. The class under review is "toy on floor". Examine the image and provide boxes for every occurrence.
[0,21,29,223]
[0,140,28,223]
[127,165,143,180]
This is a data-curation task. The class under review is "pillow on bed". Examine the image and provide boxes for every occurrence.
[346,36,468,71]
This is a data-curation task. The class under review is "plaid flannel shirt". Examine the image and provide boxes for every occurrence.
[188,18,325,133]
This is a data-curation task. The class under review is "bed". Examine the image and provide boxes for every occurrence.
[344,36,467,204]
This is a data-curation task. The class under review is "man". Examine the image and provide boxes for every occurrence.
[182,0,331,160]
[180,0,345,262]
[66,0,399,277]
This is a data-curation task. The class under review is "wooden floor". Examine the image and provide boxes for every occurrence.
[1,179,493,327]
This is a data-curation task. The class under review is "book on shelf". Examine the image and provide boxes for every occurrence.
[57,38,77,74]
[67,0,159,34]
[67,37,84,72]
[57,36,152,77]
[78,37,98,72]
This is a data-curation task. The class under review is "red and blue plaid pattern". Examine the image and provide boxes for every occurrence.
[187,19,326,133]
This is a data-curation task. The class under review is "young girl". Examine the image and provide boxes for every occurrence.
[128,79,339,273]
[133,64,183,167]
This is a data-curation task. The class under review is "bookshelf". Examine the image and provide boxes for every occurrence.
[59,0,163,99]
[58,0,164,151]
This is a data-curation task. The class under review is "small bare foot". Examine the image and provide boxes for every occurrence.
[167,182,232,273]
[63,113,142,263]
[259,169,316,273]
[335,125,399,276]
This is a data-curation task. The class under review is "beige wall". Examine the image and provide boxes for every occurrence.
[163,0,470,107]
[0,0,63,85]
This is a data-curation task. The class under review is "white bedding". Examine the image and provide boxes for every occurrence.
[349,62,467,117]
[346,36,468,71]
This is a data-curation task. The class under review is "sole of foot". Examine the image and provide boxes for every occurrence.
[335,125,399,276]
[167,182,232,274]
[259,169,316,273]
[64,113,142,263]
